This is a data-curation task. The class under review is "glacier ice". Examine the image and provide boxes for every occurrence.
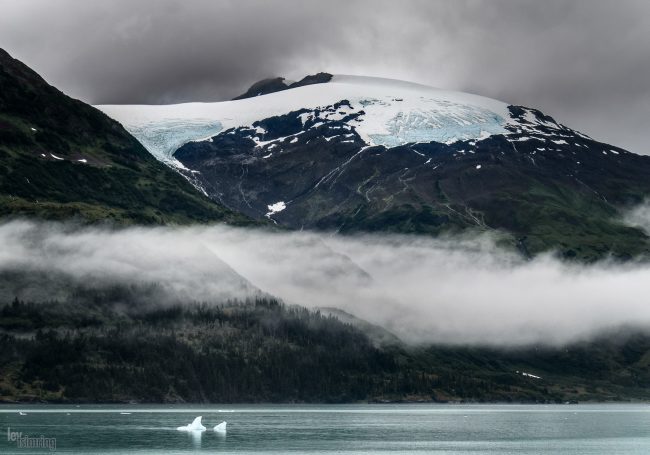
[177,416,207,431]
[214,421,227,432]
[97,75,514,159]
[126,120,223,166]
[366,101,507,148]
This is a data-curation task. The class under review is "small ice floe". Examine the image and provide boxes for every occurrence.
[213,422,227,433]
[30,127,37,132]
[19,412,27,416]
[609,149,619,155]
[120,412,131,415]
[475,164,482,170]
[77,159,88,163]
[177,416,206,432]
[50,153,64,160]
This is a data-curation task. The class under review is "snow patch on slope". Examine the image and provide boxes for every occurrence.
[266,201,287,218]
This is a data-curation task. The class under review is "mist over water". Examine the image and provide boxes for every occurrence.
[1,219,650,346]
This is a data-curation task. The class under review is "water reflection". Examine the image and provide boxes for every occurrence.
[186,430,202,449]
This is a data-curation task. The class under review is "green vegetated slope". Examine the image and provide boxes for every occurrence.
[0,48,250,225]
[1,292,650,404]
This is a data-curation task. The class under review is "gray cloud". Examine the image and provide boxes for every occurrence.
[0,0,648,153]
[2,220,650,347]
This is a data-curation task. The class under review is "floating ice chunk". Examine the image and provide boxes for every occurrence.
[19,412,27,416]
[120,412,131,415]
[77,159,88,163]
[30,127,37,132]
[214,422,227,432]
[476,165,482,170]
[50,153,64,160]
[177,416,206,431]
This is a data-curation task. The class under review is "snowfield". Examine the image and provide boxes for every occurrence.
[97,75,516,166]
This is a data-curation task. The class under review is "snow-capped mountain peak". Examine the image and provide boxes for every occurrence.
[97,75,519,166]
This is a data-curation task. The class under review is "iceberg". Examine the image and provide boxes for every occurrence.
[213,421,227,432]
[176,416,206,431]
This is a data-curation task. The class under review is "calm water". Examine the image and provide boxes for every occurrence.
[1,404,650,454]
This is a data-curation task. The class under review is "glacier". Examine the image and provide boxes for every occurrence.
[367,102,507,147]
[126,119,222,166]
[97,75,516,160]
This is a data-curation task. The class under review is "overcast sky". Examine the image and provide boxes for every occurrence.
[0,0,648,154]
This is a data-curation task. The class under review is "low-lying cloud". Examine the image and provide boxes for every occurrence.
[1,220,649,347]
[624,200,650,235]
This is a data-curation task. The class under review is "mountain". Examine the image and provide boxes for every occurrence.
[99,75,650,260]
[4,293,650,403]
[0,48,251,225]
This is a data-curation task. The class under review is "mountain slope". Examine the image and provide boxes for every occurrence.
[99,75,650,260]
[0,48,251,224]
[3,294,650,403]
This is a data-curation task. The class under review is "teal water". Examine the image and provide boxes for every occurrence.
[1,404,649,454]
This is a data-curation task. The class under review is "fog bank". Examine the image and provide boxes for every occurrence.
[1,220,649,346]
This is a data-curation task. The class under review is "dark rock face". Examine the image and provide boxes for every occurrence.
[175,101,650,260]
[233,73,333,100]
[232,77,290,100]
[289,72,333,88]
